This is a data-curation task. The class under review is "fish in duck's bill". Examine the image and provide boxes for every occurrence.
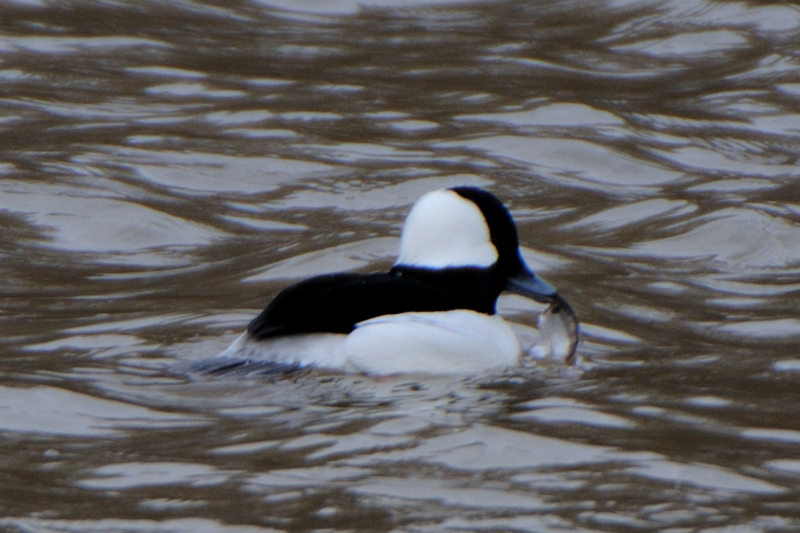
[203,187,579,376]
[533,295,580,365]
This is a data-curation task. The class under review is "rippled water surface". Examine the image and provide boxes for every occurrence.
[3,0,800,531]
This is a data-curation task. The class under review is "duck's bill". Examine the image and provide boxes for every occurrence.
[506,268,558,303]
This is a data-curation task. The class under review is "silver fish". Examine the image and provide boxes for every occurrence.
[537,295,580,364]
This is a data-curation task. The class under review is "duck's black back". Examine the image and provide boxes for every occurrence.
[246,268,501,340]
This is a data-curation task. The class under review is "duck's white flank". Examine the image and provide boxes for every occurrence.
[396,189,498,269]
[345,310,520,375]
[217,309,521,376]
[217,331,349,369]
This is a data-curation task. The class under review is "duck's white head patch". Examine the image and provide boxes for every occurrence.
[395,189,498,269]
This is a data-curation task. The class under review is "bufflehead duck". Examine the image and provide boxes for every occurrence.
[209,187,578,375]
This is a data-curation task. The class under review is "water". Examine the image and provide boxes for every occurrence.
[2,0,800,531]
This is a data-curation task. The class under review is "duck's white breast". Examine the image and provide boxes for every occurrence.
[344,310,521,375]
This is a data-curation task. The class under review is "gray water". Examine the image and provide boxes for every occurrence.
[2,0,800,531]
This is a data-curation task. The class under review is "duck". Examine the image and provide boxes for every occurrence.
[207,186,578,376]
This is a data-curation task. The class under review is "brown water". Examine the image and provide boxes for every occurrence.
[2,0,800,531]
